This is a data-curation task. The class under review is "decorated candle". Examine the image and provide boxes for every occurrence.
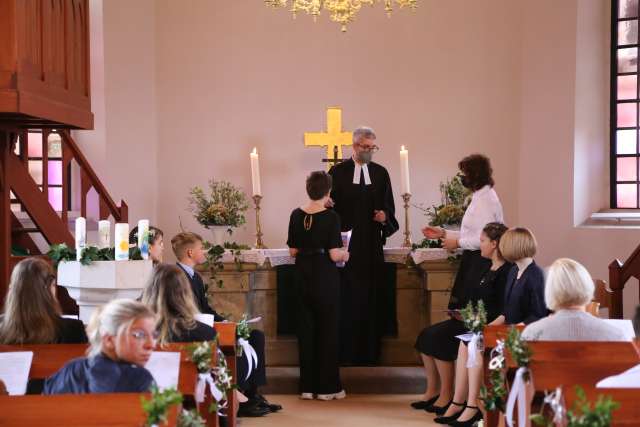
[75,217,86,261]
[250,147,262,196]
[98,220,111,249]
[114,223,129,261]
[400,145,411,195]
[138,219,150,260]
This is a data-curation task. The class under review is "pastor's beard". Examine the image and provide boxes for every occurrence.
[357,151,373,164]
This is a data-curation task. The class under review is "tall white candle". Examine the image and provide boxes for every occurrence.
[250,147,262,196]
[75,217,86,261]
[400,145,411,195]
[114,223,129,261]
[98,220,111,249]
[138,219,150,260]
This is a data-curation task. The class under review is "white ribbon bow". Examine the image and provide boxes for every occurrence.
[195,372,224,404]
[506,367,531,427]
[238,338,258,381]
[544,387,566,425]
[466,332,482,368]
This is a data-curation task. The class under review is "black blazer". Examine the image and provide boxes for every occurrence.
[169,320,217,343]
[176,264,226,322]
[503,261,548,325]
[57,317,89,343]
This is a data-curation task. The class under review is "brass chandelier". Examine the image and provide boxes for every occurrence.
[264,0,418,32]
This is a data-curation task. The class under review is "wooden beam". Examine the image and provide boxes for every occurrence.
[0,130,12,305]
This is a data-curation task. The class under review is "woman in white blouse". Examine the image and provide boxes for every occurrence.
[411,154,504,416]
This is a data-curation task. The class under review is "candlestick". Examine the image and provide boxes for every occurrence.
[114,223,129,261]
[250,147,262,196]
[138,219,149,260]
[400,145,411,195]
[402,193,412,248]
[253,195,266,249]
[75,217,86,261]
[98,220,110,249]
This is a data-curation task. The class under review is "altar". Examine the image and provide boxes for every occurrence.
[197,247,459,366]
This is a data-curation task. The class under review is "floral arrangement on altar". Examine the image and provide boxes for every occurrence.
[416,173,471,227]
[189,180,249,229]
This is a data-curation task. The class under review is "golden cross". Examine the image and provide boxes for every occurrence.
[304,107,353,171]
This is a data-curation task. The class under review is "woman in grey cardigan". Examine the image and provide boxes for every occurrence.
[522,258,628,341]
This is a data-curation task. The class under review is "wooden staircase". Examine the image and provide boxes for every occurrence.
[1,129,127,307]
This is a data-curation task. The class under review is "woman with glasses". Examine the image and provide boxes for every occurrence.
[327,126,399,365]
[43,299,156,394]
[0,257,87,345]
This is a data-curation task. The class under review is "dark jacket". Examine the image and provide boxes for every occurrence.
[176,264,226,322]
[168,320,217,343]
[503,261,548,325]
[43,354,154,394]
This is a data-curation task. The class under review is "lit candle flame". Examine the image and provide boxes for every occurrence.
[252,147,257,155]
[401,145,406,151]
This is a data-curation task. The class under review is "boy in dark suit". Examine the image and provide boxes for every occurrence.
[172,232,281,417]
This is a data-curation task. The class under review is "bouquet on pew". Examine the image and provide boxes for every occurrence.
[530,386,619,427]
[481,339,507,413]
[505,327,533,427]
[187,340,235,415]
[460,300,487,367]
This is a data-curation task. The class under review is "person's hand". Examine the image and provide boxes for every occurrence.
[422,226,445,239]
[342,251,350,263]
[442,237,459,251]
[325,198,335,208]
[373,210,386,223]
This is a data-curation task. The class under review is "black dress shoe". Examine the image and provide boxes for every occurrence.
[433,401,465,424]
[255,394,283,412]
[450,406,483,427]
[410,395,439,410]
[237,399,271,417]
[427,399,453,416]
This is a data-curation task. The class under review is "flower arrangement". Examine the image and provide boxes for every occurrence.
[531,386,619,427]
[505,326,531,371]
[186,340,235,414]
[189,180,249,228]
[459,300,487,334]
[416,173,471,227]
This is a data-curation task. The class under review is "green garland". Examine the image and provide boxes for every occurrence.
[203,241,252,289]
[186,340,235,414]
[480,338,507,413]
[141,385,183,426]
[47,243,142,267]
[531,386,619,427]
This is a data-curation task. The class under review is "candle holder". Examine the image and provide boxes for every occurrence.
[253,195,267,249]
[402,193,412,248]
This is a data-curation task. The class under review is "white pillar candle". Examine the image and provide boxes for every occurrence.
[250,147,262,196]
[400,145,411,195]
[114,223,129,261]
[75,217,86,261]
[137,219,150,260]
[98,220,111,249]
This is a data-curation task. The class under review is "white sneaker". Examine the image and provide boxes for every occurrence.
[316,390,346,401]
[300,393,314,400]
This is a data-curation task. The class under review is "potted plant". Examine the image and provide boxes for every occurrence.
[188,180,249,245]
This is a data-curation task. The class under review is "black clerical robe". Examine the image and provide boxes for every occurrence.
[329,158,399,364]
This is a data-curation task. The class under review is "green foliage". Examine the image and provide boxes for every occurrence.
[505,326,531,369]
[411,238,443,250]
[187,341,215,374]
[531,386,619,427]
[415,174,471,227]
[481,368,507,412]
[47,243,141,267]
[177,409,206,427]
[141,385,183,426]
[189,180,249,228]
[459,300,487,334]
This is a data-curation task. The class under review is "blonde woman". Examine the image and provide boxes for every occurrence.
[521,258,627,341]
[0,258,87,345]
[43,299,156,394]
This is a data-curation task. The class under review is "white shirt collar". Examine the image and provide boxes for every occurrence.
[352,159,372,186]
[178,262,195,278]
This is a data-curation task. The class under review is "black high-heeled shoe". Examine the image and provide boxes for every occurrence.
[427,399,453,416]
[450,406,483,427]
[410,394,439,410]
[433,401,466,424]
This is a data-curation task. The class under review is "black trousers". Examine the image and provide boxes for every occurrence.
[236,329,267,394]
[295,257,342,394]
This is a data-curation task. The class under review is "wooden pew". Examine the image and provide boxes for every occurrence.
[504,341,640,427]
[0,342,217,427]
[215,322,238,427]
[0,393,179,426]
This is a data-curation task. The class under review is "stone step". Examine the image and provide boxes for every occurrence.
[261,366,425,395]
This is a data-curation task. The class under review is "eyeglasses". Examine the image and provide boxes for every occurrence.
[355,143,380,152]
[130,329,160,342]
